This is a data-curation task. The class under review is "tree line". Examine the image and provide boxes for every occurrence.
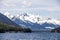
[0,22,31,33]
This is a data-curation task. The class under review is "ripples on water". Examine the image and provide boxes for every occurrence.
[0,32,60,40]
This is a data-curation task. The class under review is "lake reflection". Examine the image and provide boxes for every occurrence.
[0,32,60,40]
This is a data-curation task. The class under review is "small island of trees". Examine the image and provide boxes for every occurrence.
[51,27,60,33]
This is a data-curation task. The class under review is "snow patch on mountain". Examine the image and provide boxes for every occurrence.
[16,13,44,24]
[4,12,14,19]
[15,12,60,25]
[45,27,55,29]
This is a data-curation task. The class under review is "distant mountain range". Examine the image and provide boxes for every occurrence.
[4,12,60,31]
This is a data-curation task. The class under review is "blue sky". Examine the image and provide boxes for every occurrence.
[0,0,60,19]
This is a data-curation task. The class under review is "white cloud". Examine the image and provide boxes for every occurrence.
[1,0,16,7]
[0,0,60,11]
[39,6,60,11]
[18,6,60,11]
[21,0,32,8]
[0,6,60,12]
[0,0,32,8]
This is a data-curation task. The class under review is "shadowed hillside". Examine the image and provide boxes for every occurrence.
[0,23,31,33]
[0,13,31,33]
[51,27,60,33]
[0,13,20,26]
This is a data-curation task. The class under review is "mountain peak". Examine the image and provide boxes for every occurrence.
[20,12,29,16]
[4,12,14,19]
[47,18,52,20]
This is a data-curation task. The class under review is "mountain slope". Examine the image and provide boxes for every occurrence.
[0,13,31,32]
[4,12,60,31]
[0,13,20,27]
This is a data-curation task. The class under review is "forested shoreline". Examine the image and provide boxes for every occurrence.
[0,23,31,33]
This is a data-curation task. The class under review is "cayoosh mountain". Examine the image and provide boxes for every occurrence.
[4,12,60,31]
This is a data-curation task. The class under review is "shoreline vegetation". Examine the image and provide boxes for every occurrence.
[0,23,31,33]
[0,22,60,33]
[51,27,60,33]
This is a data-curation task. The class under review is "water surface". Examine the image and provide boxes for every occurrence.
[0,32,60,40]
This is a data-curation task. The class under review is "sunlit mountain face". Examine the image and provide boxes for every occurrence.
[3,12,60,31]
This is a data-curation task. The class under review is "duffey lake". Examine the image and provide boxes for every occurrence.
[0,32,60,40]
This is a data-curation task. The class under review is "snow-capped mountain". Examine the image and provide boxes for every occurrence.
[16,13,60,25]
[4,12,60,30]
[0,13,20,27]
[4,12,14,19]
